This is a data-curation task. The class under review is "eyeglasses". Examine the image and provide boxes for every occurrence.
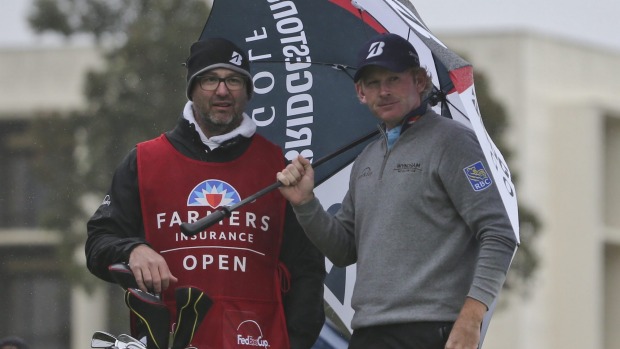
[198,75,246,91]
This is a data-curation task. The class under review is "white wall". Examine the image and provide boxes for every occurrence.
[0,46,102,117]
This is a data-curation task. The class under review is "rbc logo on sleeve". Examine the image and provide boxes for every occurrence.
[187,179,241,208]
[463,161,493,192]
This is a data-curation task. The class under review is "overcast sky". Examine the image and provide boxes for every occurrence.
[415,0,620,52]
[2,0,620,53]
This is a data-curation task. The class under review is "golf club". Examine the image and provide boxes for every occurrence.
[117,334,147,349]
[91,331,117,348]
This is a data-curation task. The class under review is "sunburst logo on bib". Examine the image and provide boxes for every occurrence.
[187,179,241,208]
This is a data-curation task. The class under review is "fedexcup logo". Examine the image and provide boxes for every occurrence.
[366,41,385,59]
[236,320,270,348]
[187,179,241,208]
[230,51,243,66]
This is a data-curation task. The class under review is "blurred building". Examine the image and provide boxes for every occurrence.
[0,30,619,349]
[0,45,106,349]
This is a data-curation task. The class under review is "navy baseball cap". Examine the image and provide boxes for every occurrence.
[185,38,252,100]
[353,33,420,82]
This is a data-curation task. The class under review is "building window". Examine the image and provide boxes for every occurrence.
[0,246,70,349]
[0,119,48,228]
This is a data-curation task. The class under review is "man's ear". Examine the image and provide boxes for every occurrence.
[414,70,427,92]
[355,83,367,104]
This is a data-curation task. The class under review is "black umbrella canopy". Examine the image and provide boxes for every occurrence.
[200,0,385,184]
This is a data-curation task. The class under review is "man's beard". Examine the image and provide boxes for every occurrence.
[196,109,243,136]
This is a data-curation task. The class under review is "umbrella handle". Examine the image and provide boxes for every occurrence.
[180,129,380,236]
[180,207,232,236]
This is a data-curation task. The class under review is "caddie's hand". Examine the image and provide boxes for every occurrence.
[277,154,315,206]
[128,244,178,294]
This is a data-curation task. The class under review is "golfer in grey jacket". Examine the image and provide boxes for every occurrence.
[277,33,518,349]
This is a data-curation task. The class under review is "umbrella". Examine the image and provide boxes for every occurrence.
[193,0,520,346]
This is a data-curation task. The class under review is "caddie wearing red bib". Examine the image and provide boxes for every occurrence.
[86,38,326,349]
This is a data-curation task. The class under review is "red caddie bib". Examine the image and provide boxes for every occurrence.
[137,134,289,349]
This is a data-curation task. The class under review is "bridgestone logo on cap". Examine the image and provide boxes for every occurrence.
[367,42,385,59]
[230,51,243,66]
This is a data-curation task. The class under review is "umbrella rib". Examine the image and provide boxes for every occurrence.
[443,94,471,122]
[250,59,355,68]
[249,60,356,80]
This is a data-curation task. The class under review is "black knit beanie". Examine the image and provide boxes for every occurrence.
[185,38,252,100]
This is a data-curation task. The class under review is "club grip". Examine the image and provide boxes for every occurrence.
[180,208,230,236]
